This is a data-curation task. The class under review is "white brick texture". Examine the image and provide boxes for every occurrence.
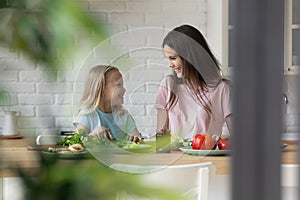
[0,0,215,135]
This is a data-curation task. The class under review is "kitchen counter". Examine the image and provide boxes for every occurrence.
[281,140,298,164]
[0,138,297,177]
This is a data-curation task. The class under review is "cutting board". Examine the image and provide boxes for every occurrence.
[27,144,62,151]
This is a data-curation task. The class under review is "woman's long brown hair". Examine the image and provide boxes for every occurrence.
[163,25,223,114]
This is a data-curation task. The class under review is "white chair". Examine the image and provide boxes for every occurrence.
[110,162,216,200]
[36,134,66,145]
[281,164,299,200]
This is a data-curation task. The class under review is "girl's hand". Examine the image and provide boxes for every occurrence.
[126,134,144,144]
[90,126,114,140]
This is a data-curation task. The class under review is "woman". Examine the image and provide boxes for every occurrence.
[155,24,232,140]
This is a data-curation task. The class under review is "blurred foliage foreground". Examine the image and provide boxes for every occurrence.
[0,0,185,199]
[0,0,106,72]
[17,156,184,200]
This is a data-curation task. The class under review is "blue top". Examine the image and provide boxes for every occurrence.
[72,108,137,140]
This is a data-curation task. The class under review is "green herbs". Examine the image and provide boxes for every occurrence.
[56,129,85,146]
[56,129,141,149]
[56,133,83,146]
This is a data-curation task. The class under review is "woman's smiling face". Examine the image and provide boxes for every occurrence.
[163,45,184,78]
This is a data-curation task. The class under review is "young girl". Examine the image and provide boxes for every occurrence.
[73,65,143,142]
[155,24,232,140]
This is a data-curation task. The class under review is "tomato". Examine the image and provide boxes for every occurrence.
[217,138,231,150]
[192,134,217,150]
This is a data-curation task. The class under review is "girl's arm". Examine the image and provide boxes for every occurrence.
[76,124,90,135]
[77,123,114,140]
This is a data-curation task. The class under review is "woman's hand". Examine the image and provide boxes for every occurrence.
[90,126,114,140]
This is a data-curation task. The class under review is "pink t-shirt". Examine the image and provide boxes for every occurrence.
[155,76,232,139]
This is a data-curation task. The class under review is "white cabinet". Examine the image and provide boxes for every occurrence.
[207,0,231,78]
[208,0,299,75]
[0,178,24,200]
[285,0,300,74]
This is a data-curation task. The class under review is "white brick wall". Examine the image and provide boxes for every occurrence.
[0,0,210,137]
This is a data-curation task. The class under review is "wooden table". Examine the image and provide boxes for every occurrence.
[0,138,297,177]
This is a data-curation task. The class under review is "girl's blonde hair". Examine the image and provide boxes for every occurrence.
[76,65,119,115]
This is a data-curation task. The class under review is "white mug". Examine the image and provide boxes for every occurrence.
[2,111,18,136]
[36,135,66,145]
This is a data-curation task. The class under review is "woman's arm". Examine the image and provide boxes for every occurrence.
[156,108,168,132]
[225,114,232,135]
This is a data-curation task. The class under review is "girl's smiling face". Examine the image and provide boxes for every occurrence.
[163,45,184,78]
[104,70,126,107]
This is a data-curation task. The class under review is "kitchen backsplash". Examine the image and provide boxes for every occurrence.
[1,0,297,138]
[0,0,207,138]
